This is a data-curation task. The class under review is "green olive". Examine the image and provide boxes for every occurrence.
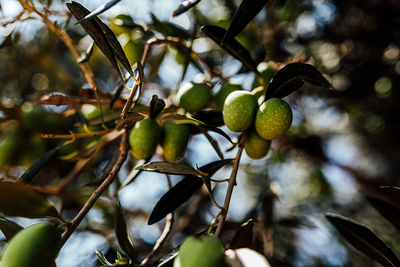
[255,98,292,140]
[222,91,258,132]
[129,118,161,160]
[214,83,242,111]
[177,82,212,113]
[244,130,271,159]
[161,123,190,162]
[173,235,225,267]
[0,223,62,267]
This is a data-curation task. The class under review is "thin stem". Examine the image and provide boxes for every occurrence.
[215,133,247,237]
[61,130,129,246]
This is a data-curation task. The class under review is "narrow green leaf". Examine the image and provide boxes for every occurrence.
[77,41,94,63]
[200,25,259,75]
[115,202,136,262]
[75,0,121,24]
[161,114,204,126]
[150,13,190,39]
[148,159,233,225]
[266,63,332,99]
[366,196,400,232]
[119,160,146,192]
[19,146,61,183]
[136,162,202,177]
[326,213,400,267]
[95,249,115,266]
[199,128,224,160]
[0,181,61,219]
[193,110,224,127]
[0,217,23,241]
[222,0,268,43]
[197,124,236,145]
[173,0,202,17]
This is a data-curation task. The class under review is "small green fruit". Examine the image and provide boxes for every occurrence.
[129,118,161,160]
[255,98,292,140]
[161,123,190,162]
[174,235,225,267]
[253,62,274,88]
[0,223,62,267]
[245,130,271,159]
[223,91,258,132]
[214,83,242,111]
[177,82,212,113]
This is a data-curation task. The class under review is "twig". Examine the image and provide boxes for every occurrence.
[61,130,129,246]
[140,175,174,266]
[215,133,247,237]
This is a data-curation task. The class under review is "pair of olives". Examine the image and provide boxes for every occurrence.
[129,118,190,161]
[222,91,293,159]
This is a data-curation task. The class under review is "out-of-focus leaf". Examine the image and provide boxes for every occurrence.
[75,0,121,24]
[95,249,115,266]
[366,196,400,232]
[0,181,61,219]
[0,217,23,241]
[19,146,62,183]
[77,41,94,63]
[148,159,233,225]
[119,160,146,192]
[150,13,190,39]
[200,25,259,75]
[326,213,400,267]
[67,2,133,79]
[266,63,332,99]
[193,109,224,127]
[229,219,254,249]
[149,95,166,119]
[136,162,202,177]
[115,202,136,262]
[222,0,269,43]
[173,0,202,17]
[276,216,316,228]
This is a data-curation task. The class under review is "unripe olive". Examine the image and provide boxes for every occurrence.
[173,235,225,267]
[214,83,242,111]
[0,222,62,267]
[222,91,258,132]
[244,130,271,159]
[161,123,190,162]
[177,82,212,113]
[255,98,292,140]
[129,118,161,160]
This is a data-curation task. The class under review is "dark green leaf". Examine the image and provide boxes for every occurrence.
[19,146,61,183]
[199,128,224,160]
[95,249,115,266]
[229,219,254,249]
[366,196,400,232]
[136,162,202,177]
[77,41,94,63]
[173,0,202,17]
[0,181,61,219]
[115,202,137,262]
[148,159,233,224]
[266,63,332,99]
[150,13,190,39]
[193,109,224,127]
[0,217,22,241]
[149,95,166,119]
[161,114,204,126]
[222,0,268,43]
[197,124,236,145]
[119,160,146,192]
[75,0,121,24]
[326,213,400,267]
[200,25,259,75]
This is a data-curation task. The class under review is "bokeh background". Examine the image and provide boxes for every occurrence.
[0,0,400,266]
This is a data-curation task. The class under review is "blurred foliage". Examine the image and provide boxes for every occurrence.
[0,0,400,266]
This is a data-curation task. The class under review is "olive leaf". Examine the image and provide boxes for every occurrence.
[265,63,332,99]
[173,0,202,17]
[77,41,94,63]
[326,213,400,267]
[0,217,23,241]
[115,202,137,262]
[0,180,61,219]
[75,0,121,24]
[19,146,62,183]
[95,249,115,266]
[148,159,233,225]
[193,110,224,127]
[119,159,146,192]
[135,162,202,177]
[229,219,254,249]
[222,0,269,43]
[149,95,166,119]
[366,196,400,232]
[200,25,259,75]
[150,13,190,39]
